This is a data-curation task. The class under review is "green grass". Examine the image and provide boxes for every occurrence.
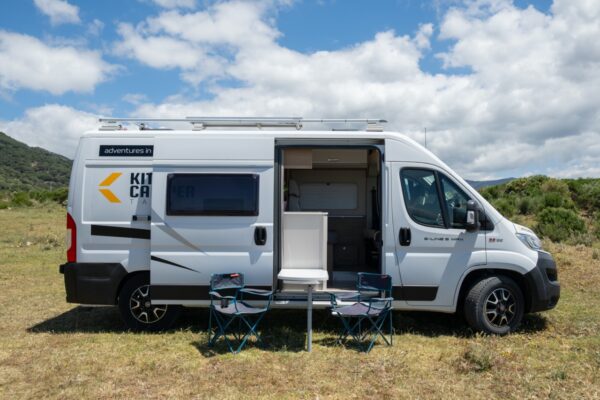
[1,206,600,399]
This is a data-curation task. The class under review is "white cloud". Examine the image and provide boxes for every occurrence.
[149,0,196,9]
[0,105,98,158]
[123,0,600,179]
[0,30,117,95]
[113,1,279,84]
[6,0,598,178]
[122,93,149,105]
[88,19,105,36]
[33,0,80,25]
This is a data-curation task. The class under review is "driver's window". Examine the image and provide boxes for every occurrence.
[400,169,444,228]
[440,174,470,229]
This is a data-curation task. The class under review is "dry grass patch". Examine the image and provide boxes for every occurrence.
[1,206,599,399]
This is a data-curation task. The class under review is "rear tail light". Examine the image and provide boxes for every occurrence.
[66,212,77,263]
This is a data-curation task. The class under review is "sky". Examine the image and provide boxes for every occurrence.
[1,0,599,180]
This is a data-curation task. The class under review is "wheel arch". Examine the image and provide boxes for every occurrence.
[115,270,150,304]
[455,267,532,314]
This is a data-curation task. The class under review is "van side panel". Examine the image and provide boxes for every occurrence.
[79,162,153,270]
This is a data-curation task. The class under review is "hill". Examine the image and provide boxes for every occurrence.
[0,132,72,191]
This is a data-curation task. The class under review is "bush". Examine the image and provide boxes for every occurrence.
[536,207,586,242]
[541,180,574,209]
[517,197,536,215]
[504,175,548,197]
[5,188,68,207]
[11,192,32,207]
[594,213,600,239]
[567,179,600,212]
[493,198,517,218]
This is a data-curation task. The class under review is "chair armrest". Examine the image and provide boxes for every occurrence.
[327,291,360,307]
[370,297,394,302]
[367,297,394,311]
[240,288,273,297]
[209,291,236,300]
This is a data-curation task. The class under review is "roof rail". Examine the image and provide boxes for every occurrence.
[98,117,387,131]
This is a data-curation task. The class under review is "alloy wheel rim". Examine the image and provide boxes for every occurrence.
[130,285,168,324]
[484,287,516,328]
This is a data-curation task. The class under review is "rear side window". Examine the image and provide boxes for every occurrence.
[167,174,259,216]
[400,169,444,227]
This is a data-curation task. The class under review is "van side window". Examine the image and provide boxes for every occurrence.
[400,169,444,227]
[440,175,470,229]
[167,174,259,216]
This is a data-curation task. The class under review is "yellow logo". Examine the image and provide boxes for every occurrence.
[99,172,122,203]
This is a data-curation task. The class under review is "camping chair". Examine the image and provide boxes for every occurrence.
[329,273,393,352]
[208,272,273,353]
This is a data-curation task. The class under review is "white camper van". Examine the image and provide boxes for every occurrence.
[59,117,560,334]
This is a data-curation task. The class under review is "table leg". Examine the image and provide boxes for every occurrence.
[307,284,313,352]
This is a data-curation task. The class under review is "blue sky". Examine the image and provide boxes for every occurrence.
[1,0,598,180]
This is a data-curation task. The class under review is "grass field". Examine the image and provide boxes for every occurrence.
[1,205,599,399]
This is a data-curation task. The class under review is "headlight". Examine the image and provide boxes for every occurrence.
[516,233,542,250]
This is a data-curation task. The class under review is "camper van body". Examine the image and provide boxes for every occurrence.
[60,123,560,333]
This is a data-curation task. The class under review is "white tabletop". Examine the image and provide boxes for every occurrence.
[278,268,329,285]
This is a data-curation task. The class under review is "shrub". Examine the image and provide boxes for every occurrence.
[540,180,574,209]
[536,207,586,242]
[517,197,536,215]
[11,192,32,207]
[504,175,548,197]
[493,198,516,218]
[594,213,600,239]
[543,192,565,208]
[567,179,600,212]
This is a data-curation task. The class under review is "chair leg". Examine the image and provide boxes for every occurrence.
[210,312,238,353]
[235,313,266,353]
[389,311,393,346]
[364,312,392,352]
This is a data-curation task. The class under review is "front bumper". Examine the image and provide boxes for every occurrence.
[59,262,127,305]
[524,251,561,313]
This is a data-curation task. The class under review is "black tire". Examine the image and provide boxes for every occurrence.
[463,275,524,335]
[118,273,181,332]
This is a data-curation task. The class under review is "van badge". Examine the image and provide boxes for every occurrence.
[99,172,122,203]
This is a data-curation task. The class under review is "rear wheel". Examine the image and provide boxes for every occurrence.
[464,275,524,335]
[118,273,181,332]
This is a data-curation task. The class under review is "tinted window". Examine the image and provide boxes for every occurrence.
[440,175,470,229]
[167,174,259,216]
[400,169,444,227]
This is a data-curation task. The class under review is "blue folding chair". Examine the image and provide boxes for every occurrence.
[329,273,393,352]
[208,272,273,353]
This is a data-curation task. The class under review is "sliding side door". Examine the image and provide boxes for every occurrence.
[150,138,274,305]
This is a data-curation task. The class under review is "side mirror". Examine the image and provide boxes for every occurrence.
[465,200,480,232]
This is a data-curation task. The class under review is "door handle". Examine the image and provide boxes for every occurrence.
[399,227,411,246]
[254,226,267,246]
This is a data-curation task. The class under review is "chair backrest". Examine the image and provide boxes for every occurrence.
[210,273,244,291]
[357,273,392,297]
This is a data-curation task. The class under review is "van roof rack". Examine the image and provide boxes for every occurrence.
[98,117,387,132]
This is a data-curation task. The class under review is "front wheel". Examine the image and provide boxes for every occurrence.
[464,276,524,335]
[118,273,181,332]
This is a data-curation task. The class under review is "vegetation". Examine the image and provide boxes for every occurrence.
[0,132,71,208]
[0,132,71,191]
[479,175,600,244]
[1,205,599,399]
[0,188,68,209]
